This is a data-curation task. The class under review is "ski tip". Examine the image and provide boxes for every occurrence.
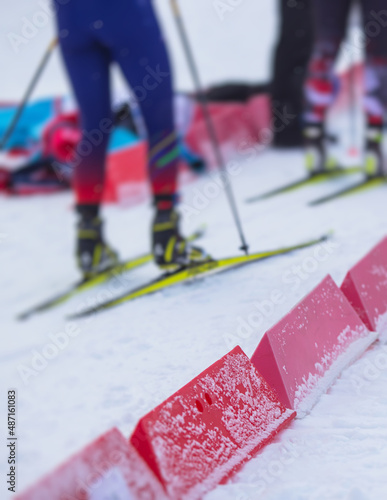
[245,197,257,204]
[309,193,333,206]
[66,306,99,321]
[66,311,86,321]
[319,230,334,242]
[16,312,30,322]
[245,194,265,204]
[66,313,80,321]
[322,230,333,239]
[309,198,323,207]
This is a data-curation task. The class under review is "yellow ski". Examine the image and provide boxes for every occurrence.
[17,227,205,320]
[309,176,386,206]
[69,233,330,319]
[246,167,363,203]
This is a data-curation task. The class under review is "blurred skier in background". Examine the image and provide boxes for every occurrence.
[54,0,207,279]
[272,0,313,148]
[304,0,387,176]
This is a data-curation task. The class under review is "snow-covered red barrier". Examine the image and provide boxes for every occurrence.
[341,237,387,342]
[251,275,377,418]
[15,428,166,500]
[130,346,295,500]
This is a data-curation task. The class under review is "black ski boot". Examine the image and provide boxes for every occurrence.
[152,197,209,270]
[304,122,338,174]
[304,122,327,174]
[76,205,119,279]
[364,124,385,178]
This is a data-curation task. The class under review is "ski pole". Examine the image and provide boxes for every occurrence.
[347,3,360,158]
[0,38,57,151]
[169,0,249,254]
[348,51,358,157]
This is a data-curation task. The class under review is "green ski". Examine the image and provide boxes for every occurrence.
[69,233,330,319]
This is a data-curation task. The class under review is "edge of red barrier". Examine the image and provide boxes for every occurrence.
[251,275,377,418]
[130,346,295,500]
[15,428,166,500]
[340,237,387,342]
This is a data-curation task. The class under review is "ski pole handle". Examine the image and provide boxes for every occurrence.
[0,38,58,151]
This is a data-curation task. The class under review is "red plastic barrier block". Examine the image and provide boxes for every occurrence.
[16,428,166,500]
[246,95,271,139]
[103,141,148,205]
[341,237,387,341]
[251,275,377,418]
[130,346,295,500]
[185,103,256,167]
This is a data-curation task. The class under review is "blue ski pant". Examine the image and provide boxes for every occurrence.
[54,0,179,204]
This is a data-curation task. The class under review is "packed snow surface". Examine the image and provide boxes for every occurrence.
[2,146,387,500]
[1,1,387,499]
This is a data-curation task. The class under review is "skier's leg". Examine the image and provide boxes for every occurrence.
[113,17,178,206]
[303,0,352,172]
[272,0,314,148]
[112,1,207,268]
[305,0,352,123]
[361,0,387,177]
[56,11,119,278]
[59,44,112,205]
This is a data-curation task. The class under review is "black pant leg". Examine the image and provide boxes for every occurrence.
[271,0,314,147]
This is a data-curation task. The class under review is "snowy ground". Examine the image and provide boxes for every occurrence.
[1,1,387,499]
[1,148,387,500]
